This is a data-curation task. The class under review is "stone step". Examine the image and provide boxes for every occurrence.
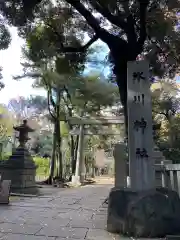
[166,236,180,240]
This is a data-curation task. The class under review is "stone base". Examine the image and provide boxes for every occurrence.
[71,175,81,185]
[107,187,180,238]
[127,176,130,188]
[0,146,37,195]
[0,180,11,204]
[11,186,39,195]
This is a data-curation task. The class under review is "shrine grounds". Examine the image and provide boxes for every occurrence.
[0,178,123,240]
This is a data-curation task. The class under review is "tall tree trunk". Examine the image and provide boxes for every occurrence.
[71,135,76,174]
[50,124,57,178]
[55,90,63,180]
[43,123,56,184]
[74,135,79,169]
[116,65,128,137]
[56,121,63,180]
[114,56,137,137]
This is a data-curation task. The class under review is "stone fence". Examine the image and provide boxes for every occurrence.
[147,146,180,196]
[155,163,180,196]
[113,143,180,196]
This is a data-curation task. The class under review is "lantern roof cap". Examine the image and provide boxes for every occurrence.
[13,119,34,132]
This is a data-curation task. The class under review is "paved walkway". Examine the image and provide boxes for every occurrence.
[0,184,119,240]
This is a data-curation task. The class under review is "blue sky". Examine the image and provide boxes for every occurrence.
[176,76,180,83]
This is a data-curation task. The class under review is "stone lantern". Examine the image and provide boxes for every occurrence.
[14,119,34,147]
[0,120,38,194]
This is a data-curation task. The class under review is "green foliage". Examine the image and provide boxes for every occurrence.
[2,152,11,160]
[157,141,180,164]
[70,74,119,114]
[5,0,180,169]
[30,132,53,155]
[1,154,50,177]
[2,0,180,80]
[0,21,11,87]
[0,23,11,50]
[60,121,69,137]
[34,156,50,176]
[2,0,180,130]
[152,80,180,163]
[0,104,14,139]
[152,81,180,121]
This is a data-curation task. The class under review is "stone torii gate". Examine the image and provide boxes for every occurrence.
[66,116,124,184]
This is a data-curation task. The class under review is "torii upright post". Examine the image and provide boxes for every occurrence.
[127,60,155,191]
[72,124,85,184]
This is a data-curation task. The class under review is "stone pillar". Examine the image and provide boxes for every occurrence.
[127,60,155,191]
[153,146,165,164]
[113,143,127,188]
[153,146,165,187]
[72,124,84,184]
[169,171,175,190]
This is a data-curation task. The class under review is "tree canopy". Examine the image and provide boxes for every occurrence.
[1,1,179,139]
[151,80,180,162]
[0,104,14,139]
[0,20,11,50]
[1,0,180,133]
[152,81,180,122]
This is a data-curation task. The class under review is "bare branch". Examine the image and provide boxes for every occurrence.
[62,34,99,53]
[89,0,136,44]
[122,1,137,44]
[42,76,57,110]
[13,72,41,80]
[66,0,102,34]
[46,22,99,53]
[47,90,56,120]
[89,0,127,31]
[49,92,56,110]
[153,110,168,119]
[65,0,112,43]
[63,86,72,104]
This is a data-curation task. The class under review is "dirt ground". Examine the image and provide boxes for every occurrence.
[9,176,114,199]
[95,176,114,185]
